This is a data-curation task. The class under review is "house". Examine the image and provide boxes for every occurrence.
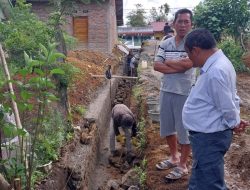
[118,26,153,50]
[150,21,166,40]
[26,0,123,54]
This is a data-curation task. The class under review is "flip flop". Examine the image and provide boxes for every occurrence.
[165,167,188,182]
[156,159,177,170]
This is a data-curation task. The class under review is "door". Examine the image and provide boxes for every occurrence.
[73,16,88,43]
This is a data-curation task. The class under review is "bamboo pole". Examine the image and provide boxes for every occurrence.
[0,44,22,129]
[0,44,26,189]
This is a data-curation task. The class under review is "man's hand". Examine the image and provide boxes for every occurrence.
[233,119,249,134]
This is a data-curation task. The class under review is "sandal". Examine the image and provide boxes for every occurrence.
[165,167,188,181]
[156,159,177,170]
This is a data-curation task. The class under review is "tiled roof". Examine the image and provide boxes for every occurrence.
[118,26,154,35]
[150,21,166,32]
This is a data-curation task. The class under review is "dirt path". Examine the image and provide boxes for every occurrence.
[139,41,250,190]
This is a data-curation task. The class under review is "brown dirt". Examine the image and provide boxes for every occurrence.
[66,49,120,123]
[242,52,250,68]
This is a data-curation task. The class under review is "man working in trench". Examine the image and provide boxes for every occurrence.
[109,104,137,158]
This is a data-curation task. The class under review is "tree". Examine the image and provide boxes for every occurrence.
[149,7,158,22]
[126,4,147,27]
[193,0,250,41]
[149,3,170,22]
[0,0,50,67]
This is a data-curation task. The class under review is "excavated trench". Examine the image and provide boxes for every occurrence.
[8,41,250,190]
[36,67,138,190]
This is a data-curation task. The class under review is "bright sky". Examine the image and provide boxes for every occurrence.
[123,0,202,24]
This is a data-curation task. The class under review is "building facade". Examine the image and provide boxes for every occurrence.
[27,0,123,53]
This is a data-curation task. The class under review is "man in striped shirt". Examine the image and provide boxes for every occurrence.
[154,8,196,181]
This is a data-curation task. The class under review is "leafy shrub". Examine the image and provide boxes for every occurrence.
[35,108,65,165]
[218,38,247,72]
[134,158,147,189]
[63,33,78,50]
[0,1,50,68]
[54,62,80,87]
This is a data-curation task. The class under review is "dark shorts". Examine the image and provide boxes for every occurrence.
[188,129,233,190]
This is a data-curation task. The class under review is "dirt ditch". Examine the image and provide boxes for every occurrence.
[36,49,142,189]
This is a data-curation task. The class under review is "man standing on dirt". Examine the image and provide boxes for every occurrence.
[183,28,249,190]
[154,8,195,181]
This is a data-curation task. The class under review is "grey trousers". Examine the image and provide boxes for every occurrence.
[109,119,132,153]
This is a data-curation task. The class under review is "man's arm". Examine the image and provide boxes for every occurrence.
[164,58,193,71]
[154,58,193,74]
[154,61,180,74]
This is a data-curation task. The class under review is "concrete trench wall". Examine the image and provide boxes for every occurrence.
[36,67,124,190]
[79,76,120,189]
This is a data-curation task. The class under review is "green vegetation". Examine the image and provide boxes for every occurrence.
[36,109,65,165]
[134,157,147,189]
[0,0,50,67]
[0,0,107,189]
[194,0,250,41]
[0,43,67,189]
[193,0,250,72]
[126,4,147,27]
[218,38,247,72]
[132,86,143,100]
[136,119,147,153]
[73,105,87,116]
[149,3,170,22]
[54,62,80,87]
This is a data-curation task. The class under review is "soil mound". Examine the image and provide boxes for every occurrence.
[242,52,250,68]
[66,50,120,123]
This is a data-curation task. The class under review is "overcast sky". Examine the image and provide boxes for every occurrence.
[123,0,202,24]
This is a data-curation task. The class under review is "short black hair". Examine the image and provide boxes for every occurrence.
[184,28,217,51]
[174,8,193,23]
